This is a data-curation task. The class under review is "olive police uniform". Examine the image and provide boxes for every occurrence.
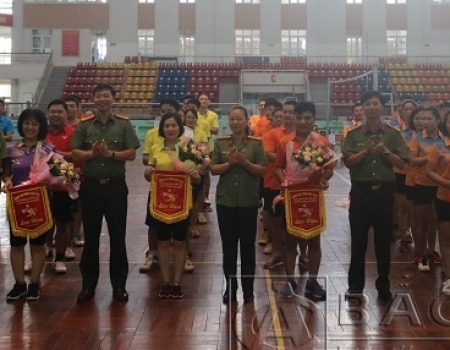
[70,113,140,291]
[211,135,267,298]
[342,123,408,294]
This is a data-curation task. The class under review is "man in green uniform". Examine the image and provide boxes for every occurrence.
[71,83,140,303]
[342,91,408,302]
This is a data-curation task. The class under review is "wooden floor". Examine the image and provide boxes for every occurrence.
[1,155,450,349]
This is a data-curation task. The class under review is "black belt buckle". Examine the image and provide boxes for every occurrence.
[371,184,381,191]
[99,178,110,185]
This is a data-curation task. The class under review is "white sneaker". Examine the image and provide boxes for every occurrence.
[73,234,84,247]
[24,261,32,274]
[197,213,207,225]
[442,279,450,296]
[54,261,67,274]
[263,243,273,254]
[418,257,430,272]
[184,257,194,273]
[65,247,76,259]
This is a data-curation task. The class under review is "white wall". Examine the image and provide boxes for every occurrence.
[154,0,179,56]
[362,0,387,60]
[260,1,281,56]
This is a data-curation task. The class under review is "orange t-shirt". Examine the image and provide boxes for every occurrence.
[428,140,450,202]
[248,114,262,132]
[253,116,271,138]
[409,130,445,186]
[262,126,295,190]
[275,132,334,186]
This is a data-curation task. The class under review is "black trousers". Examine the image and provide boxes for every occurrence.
[216,204,258,296]
[79,178,129,290]
[348,181,395,292]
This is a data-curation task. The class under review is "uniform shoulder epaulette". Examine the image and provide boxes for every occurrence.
[217,135,231,140]
[80,115,95,122]
[248,136,261,141]
[385,124,399,131]
[348,124,363,132]
[115,114,129,120]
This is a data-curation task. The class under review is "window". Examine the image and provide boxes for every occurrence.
[179,31,195,56]
[235,30,260,55]
[387,0,406,3]
[138,30,154,56]
[0,83,11,102]
[0,0,12,14]
[236,0,260,3]
[139,0,154,2]
[180,0,195,3]
[281,0,306,3]
[347,31,362,60]
[281,30,306,56]
[387,30,407,55]
[25,0,107,3]
[347,0,362,3]
[434,0,450,3]
[32,29,52,54]
[0,36,11,64]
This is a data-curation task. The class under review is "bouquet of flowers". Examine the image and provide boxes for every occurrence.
[284,131,337,187]
[24,145,81,199]
[48,157,82,184]
[171,140,210,172]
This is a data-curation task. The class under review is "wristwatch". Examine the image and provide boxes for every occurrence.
[110,152,116,159]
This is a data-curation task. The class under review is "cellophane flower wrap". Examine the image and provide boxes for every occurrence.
[284,131,335,187]
[168,140,210,172]
[24,144,81,199]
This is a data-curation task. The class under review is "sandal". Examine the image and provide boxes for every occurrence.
[189,225,200,238]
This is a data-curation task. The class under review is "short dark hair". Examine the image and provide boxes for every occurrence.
[360,91,385,106]
[440,101,450,109]
[284,100,297,109]
[423,107,441,121]
[187,98,200,108]
[92,83,116,97]
[17,108,48,140]
[229,105,248,119]
[47,99,68,111]
[64,96,80,107]
[442,110,450,137]
[351,102,362,113]
[182,94,196,103]
[184,108,198,119]
[160,99,180,111]
[0,98,4,107]
[408,107,425,131]
[158,112,184,138]
[265,98,283,109]
[401,99,418,109]
[269,108,284,119]
[295,101,316,116]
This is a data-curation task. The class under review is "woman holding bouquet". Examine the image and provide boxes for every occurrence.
[1,108,54,301]
[210,106,267,304]
[144,112,201,299]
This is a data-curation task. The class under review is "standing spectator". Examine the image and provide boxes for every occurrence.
[210,106,266,304]
[44,99,76,274]
[71,84,140,302]
[64,96,81,128]
[343,103,364,139]
[2,109,53,301]
[0,98,14,142]
[248,99,266,134]
[343,91,408,302]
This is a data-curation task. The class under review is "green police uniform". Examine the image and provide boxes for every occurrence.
[70,113,141,178]
[342,122,408,299]
[70,113,140,295]
[342,123,408,182]
[212,135,267,207]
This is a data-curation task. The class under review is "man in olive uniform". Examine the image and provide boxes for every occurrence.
[342,91,408,302]
[71,83,140,302]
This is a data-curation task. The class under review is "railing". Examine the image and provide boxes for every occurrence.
[32,51,54,106]
[0,52,52,65]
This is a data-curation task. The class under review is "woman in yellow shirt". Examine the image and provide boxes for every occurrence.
[144,112,200,299]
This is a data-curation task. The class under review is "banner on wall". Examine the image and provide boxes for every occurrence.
[62,30,80,57]
[0,14,13,27]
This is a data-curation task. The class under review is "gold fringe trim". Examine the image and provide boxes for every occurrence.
[7,186,54,238]
[150,175,192,224]
[285,188,327,240]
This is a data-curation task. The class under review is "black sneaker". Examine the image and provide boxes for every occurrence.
[25,283,40,301]
[6,282,27,300]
